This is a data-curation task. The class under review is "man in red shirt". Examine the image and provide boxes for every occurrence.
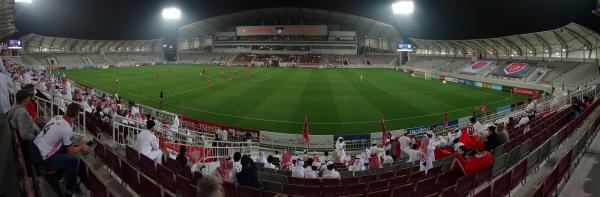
[454,141,493,174]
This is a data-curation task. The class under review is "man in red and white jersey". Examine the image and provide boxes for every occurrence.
[34,103,90,196]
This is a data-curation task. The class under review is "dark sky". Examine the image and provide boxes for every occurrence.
[14,0,600,40]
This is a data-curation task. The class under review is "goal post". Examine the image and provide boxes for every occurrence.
[424,71,432,80]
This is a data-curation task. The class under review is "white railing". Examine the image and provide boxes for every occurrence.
[34,90,88,141]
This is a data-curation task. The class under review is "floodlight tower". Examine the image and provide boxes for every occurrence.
[391,1,415,66]
[161,4,181,62]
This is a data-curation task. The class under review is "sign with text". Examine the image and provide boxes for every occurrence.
[236,25,328,36]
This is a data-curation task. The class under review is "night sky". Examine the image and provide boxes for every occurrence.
[14,0,600,40]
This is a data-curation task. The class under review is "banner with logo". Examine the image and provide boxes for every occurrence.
[462,61,493,74]
[482,83,492,89]
[458,79,466,84]
[494,63,533,78]
[474,82,483,88]
[446,77,458,83]
[464,80,474,86]
[491,84,502,91]
[512,87,540,97]
[405,120,458,137]
[260,131,334,149]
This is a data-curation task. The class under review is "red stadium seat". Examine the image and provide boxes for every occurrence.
[239,185,261,197]
[474,185,491,197]
[157,164,177,192]
[510,160,527,189]
[140,154,157,179]
[165,157,182,173]
[475,166,492,184]
[366,189,391,197]
[181,184,198,197]
[409,171,426,183]
[286,184,320,196]
[440,185,456,197]
[322,185,344,196]
[436,172,454,189]
[360,174,377,183]
[557,151,571,180]
[121,162,141,195]
[415,177,437,196]
[89,170,108,197]
[125,146,141,168]
[176,174,192,196]
[378,171,394,180]
[426,166,442,177]
[140,174,162,197]
[106,149,121,177]
[395,168,411,177]
[391,183,414,197]
[344,183,367,195]
[341,177,360,185]
[492,172,511,197]
[95,142,107,162]
[367,179,389,192]
[389,175,409,189]
[543,169,557,197]
[532,183,544,197]
[455,172,475,197]
[322,178,340,186]
[289,177,321,186]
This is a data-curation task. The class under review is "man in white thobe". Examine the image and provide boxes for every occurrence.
[335,137,347,163]
[291,160,305,178]
[135,120,163,164]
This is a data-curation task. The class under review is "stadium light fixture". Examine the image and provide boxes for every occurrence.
[16,0,32,4]
[392,1,414,15]
[162,7,181,20]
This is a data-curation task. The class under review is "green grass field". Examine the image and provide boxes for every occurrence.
[65,65,527,135]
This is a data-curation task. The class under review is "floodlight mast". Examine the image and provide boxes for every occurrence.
[392,1,414,15]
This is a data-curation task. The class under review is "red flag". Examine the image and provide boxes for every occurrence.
[302,114,310,147]
[381,114,388,144]
[444,108,448,129]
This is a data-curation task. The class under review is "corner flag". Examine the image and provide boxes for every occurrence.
[155,72,160,81]
[302,114,310,147]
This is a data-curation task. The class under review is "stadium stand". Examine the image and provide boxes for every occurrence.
[6,54,599,196]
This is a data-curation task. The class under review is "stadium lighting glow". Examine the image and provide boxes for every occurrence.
[16,0,32,4]
[392,1,414,15]
[162,7,181,19]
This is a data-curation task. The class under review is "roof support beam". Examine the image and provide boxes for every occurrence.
[501,38,523,56]
[552,30,569,53]
[563,26,593,52]
[477,40,497,55]
[487,39,510,55]
[463,40,487,55]
[517,36,536,54]
[534,33,552,55]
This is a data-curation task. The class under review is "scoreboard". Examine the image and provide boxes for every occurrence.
[236,25,328,36]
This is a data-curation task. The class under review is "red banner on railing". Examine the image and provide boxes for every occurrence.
[512,87,539,97]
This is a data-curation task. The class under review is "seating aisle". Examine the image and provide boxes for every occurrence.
[560,132,600,197]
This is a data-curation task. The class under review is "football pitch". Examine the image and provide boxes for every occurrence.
[65,64,527,135]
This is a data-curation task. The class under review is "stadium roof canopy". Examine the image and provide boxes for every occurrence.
[19,33,164,53]
[178,7,402,41]
[410,23,600,59]
[0,0,17,40]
